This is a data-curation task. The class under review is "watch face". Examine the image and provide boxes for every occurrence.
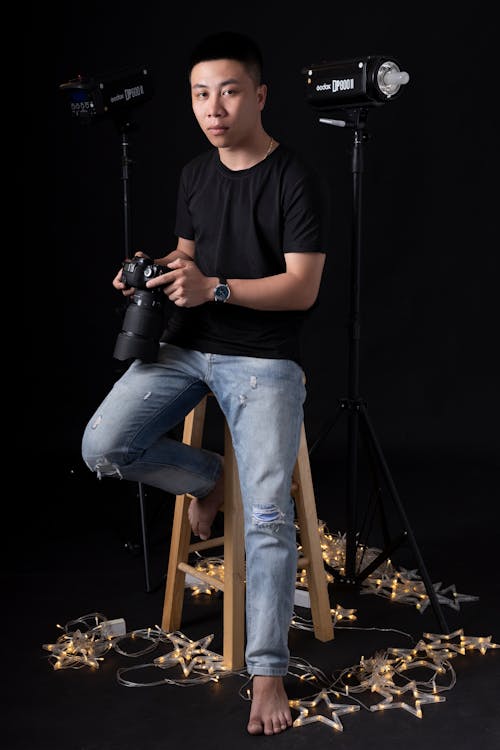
[214,283,230,302]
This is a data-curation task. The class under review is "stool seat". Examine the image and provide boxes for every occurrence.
[161,395,334,670]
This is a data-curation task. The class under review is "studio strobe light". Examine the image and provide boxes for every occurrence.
[58,64,155,270]
[59,66,153,124]
[59,63,158,588]
[302,53,449,633]
[303,56,409,111]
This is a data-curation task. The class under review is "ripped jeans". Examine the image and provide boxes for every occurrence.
[81,344,306,676]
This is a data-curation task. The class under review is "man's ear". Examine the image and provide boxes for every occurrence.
[257,83,268,109]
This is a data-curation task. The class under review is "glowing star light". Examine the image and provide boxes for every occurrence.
[370,680,446,719]
[291,689,360,731]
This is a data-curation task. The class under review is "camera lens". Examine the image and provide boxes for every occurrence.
[113,289,165,362]
[113,256,168,362]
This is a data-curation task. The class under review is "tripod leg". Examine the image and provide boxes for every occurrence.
[309,403,345,457]
[345,405,360,582]
[358,404,449,634]
[138,481,152,593]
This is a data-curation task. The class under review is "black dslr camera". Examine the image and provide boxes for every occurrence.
[113,254,168,363]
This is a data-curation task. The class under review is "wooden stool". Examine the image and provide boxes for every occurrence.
[161,394,334,670]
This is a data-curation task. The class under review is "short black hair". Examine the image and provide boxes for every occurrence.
[188,31,263,84]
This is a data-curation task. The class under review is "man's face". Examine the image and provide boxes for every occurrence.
[190,58,266,149]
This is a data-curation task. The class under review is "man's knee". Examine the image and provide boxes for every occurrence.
[81,424,126,479]
[82,451,125,479]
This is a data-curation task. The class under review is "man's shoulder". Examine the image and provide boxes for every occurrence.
[273,143,319,177]
[273,143,326,192]
[181,148,216,177]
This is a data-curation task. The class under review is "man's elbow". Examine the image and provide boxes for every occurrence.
[296,287,320,310]
[287,255,326,310]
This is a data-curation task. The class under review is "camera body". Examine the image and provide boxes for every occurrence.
[113,255,168,363]
[121,255,166,289]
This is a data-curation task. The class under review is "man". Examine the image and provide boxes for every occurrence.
[82,30,330,735]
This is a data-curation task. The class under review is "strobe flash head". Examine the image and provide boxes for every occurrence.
[59,66,153,124]
[303,56,409,111]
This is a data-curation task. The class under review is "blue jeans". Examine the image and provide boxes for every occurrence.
[82,344,306,676]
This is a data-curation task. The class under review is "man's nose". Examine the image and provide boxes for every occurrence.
[207,94,225,117]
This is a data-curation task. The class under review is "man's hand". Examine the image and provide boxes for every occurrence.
[112,265,135,297]
[112,251,149,297]
[146,256,215,307]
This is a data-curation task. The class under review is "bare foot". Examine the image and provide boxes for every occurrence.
[187,460,224,540]
[247,676,293,735]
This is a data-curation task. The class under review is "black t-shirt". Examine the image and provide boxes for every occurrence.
[162,143,330,365]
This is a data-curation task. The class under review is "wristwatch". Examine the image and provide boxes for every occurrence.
[214,277,231,303]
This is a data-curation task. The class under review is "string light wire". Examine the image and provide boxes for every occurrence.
[42,510,498,733]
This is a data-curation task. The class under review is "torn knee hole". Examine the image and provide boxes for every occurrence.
[89,457,124,480]
[252,503,285,526]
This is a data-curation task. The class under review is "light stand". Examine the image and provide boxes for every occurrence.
[303,59,449,634]
[102,115,156,593]
[59,66,155,592]
[118,120,154,594]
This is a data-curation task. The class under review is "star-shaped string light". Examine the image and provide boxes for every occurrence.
[290,689,360,731]
[116,629,233,687]
[369,680,446,718]
[43,614,116,670]
[188,556,226,596]
[388,634,456,673]
[154,632,228,677]
[43,627,112,670]
[185,519,481,619]
[459,634,500,655]
[43,604,499,736]
[291,602,357,633]
[186,520,480,628]
[421,628,500,656]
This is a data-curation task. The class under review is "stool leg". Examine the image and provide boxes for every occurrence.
[161,495,192,632]
[222,421,246,670]
[161,398,208,633]
[293,423,334,641]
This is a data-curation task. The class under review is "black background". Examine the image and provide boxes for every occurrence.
[24,3,498,523]
[17,5,500,749]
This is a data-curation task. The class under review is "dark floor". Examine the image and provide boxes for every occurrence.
[5,450,500,750]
